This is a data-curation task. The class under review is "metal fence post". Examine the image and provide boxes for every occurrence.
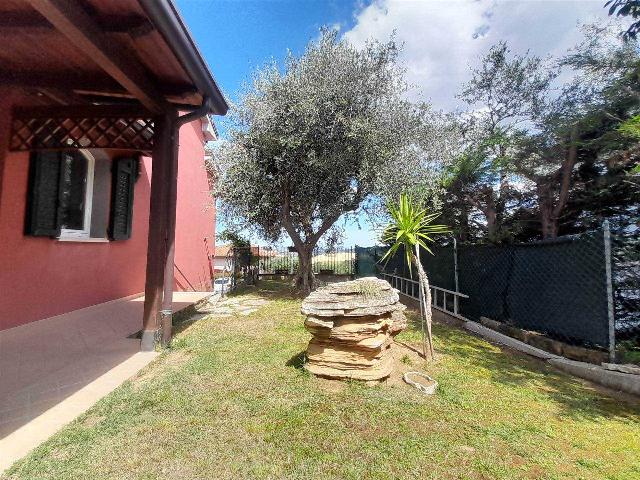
[603,220,616,362]
[453,238,459,316]
[453,238,459,293]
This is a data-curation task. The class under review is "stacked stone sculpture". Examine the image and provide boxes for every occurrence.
[302,277,407,381]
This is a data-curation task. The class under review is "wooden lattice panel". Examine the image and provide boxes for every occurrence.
[10,107,155,152]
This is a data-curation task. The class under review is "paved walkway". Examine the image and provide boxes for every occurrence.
[0,291,211,473]
[199,294,270,317]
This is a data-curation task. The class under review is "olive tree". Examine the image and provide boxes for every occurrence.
[213,30,437,292]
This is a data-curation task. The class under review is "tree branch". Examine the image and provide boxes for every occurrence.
[552,126,578,219]
[280,188,305,252]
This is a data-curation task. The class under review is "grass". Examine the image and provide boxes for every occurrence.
[5,280,640,480]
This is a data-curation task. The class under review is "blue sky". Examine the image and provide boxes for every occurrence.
[176,0,614,247]
[176,0,361,105]
[176,0,379,246]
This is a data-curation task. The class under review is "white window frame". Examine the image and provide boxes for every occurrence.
[58,149,95,240]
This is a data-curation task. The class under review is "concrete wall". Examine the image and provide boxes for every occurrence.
[0,89,215,330]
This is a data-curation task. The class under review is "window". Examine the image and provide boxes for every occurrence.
[25,151,137,242]
[58,150,95,240]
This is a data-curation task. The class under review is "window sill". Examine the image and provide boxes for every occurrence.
[57,237,110,243]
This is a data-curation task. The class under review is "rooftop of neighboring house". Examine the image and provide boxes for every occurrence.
[214,245,277,258]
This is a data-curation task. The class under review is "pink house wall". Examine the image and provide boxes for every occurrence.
[0,90,215,331]
[174,121,216,292]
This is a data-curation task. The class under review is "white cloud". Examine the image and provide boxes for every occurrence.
[343,0,614,111]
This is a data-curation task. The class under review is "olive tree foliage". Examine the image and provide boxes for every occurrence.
[212,30,444,291]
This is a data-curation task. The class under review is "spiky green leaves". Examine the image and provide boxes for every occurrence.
[381,193,449,275]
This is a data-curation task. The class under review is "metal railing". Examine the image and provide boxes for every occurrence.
[258,246,355,276]
[379,272,469,320]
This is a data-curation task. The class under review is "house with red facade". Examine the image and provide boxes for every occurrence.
[0,1,230,464]
[0,1,227,345]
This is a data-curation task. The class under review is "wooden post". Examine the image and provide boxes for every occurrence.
[140,112,175,351]
[142,104,208,349]
[160,114,181,346]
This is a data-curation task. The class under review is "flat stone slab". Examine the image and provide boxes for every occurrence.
[602,363,640,376]
[219,298,243,306]
[464,321,562,360]
[321,277,391,294]
[241,299,269,307]
[205,295,271,318]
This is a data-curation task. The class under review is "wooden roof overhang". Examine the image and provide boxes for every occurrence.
[2,0,228,153]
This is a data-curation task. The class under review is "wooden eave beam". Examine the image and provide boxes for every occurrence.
[0,11,154,35]
[0,71,124,93]
[26,0,170,114]
[0,71,198,102]
[13,104,152,119]
[38,88,89,106]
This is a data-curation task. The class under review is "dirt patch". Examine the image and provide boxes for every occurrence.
[385,342,431,388]
[47,448,72,462]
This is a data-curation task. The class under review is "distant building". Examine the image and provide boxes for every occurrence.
[212,245,276,272]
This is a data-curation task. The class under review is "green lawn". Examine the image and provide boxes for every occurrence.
[5,280,640,480]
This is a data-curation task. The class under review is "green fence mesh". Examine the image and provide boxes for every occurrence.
[354,226,640,354]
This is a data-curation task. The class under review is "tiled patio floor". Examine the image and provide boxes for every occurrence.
[0,291,211,472]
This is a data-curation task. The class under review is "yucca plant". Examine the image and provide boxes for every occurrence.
[381,193,449,360]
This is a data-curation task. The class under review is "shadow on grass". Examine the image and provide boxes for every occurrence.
[396,340,426,358]
[232,279,306,302]
[402,310,640,422]
[286,351,306,370]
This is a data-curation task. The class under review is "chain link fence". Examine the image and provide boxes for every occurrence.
[355,221,640,364]
[612,230,640,364]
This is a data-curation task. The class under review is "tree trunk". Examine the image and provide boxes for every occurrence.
[485,207,498,241]
[537,182,556,239]
[459,204,470,243]
[495,172,508,234]
[540,206,557,239]
[294,246,316,293]
[480,188,499,242]
[413,244,434,361]
[548,127,578,238]
[535,127,578,239]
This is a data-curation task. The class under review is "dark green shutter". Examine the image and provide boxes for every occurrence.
[25,152,62,237]
[109,157,137,240]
